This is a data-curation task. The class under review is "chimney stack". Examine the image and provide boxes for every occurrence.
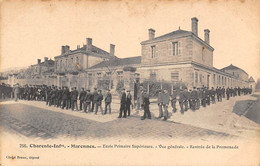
[44,57,48,62]
[110,44,115,56]
[61,46,65,55]
[204,29,210,44]
[64,45,70,53]
[191,17,198,36]
[86,38,92,51]
[37,59,41,64]
[148,28,155,40]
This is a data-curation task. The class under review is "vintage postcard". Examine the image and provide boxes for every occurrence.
[0,0,259,165]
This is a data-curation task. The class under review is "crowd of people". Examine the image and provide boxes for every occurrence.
[0,83,253,121]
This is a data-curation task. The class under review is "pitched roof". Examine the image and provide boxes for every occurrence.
[248,76,255,82]
[221,64,248,75]
[141,29,191,44]
[90,56,141,69]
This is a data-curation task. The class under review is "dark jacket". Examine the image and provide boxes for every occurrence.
[126,93,132,104]
[120,92,126,104]
[62,89,70,100]
[162,92,170,105]
[84,93,92,103]
[105,92,112,103]
[79,91,86,101]
[71,90,78,101]
[96,94,103,106]
[92,91,98,103]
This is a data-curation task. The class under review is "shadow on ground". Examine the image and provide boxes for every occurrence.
[232,94,260,124]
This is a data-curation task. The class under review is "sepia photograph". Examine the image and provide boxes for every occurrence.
[0,0,259,165]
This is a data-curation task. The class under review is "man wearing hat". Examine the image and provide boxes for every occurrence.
[162,89,170,120]
[71,87,79,111]
[79,88,86,110]
[83,90,92,113]
[126,90,132,116]
[171,88,177,113]
[104,89,112,114]
[95,90,104,115]
[141,89,151,120]
[118,88,127,118]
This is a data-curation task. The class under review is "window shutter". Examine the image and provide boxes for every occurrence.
[168,43,172,56]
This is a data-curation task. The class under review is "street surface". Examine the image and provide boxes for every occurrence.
[1,93,259,141]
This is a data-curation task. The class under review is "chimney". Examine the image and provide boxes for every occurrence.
[61,46,65,55]
[86,38,92,51]
[191,17,198,36]
[37,59,41,64]
[64,45,70,53]
[44,57,48,62]
[148,28,155,40]
[110,44,115,56]
[77,45,80,49]
[204,29,210,44]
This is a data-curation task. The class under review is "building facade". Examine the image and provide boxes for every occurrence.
[7,17,255,92]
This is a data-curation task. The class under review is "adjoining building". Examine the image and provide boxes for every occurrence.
[7,17,255,92]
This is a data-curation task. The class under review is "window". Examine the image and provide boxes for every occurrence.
[202,47,205,62]
[97,73,102,79]
[222,76,224,85]
[150,73,156,80]
[169,41,182,56]
[117,71,123,80]
[171,72,179,82]
[218,75,221,85]
[195,72,198,83]
[151,45,156,58]
[199,74,203,84]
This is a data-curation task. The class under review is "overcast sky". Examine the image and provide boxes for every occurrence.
[1,0,259,80]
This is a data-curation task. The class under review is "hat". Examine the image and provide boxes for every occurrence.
[127,90,130,92]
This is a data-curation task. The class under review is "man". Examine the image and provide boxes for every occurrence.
[202,87,207,107]
[210,87,216,104]
[79,88,86,110]
[197,87,202,110]
[83,90,92,113]
[104,89,112,114]
[91,88,98,112]
[190,87,197,111]
[57,87,63,107]
[71,87,79,111]
[141,90,151,120]
[206,87,210,106]
[222,86,226,98]
[226,87,230,100]
[13,83,20,102]
[95,90,104,115]
[62,87,70,109]
[171,89,177,113]
[162,89,170,121]
[183,88,190,111]
[126,90,132,116]
[157,90,163,118]
[238,86,241,96]
[178,88,185,114]
[118,88,127,118]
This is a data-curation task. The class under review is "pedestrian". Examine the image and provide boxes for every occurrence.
[118,88,127,118]
[183,88,189,111]
[126,90,132,116]
[162,89,170,121]
[83,90,92,113]
[141,89,151,120]
[210,87,216,104]
[178,88,185,114]
[171,89,177,113]
[95,90,104,115]
[104,89,112,114]
[71,87,79,111]
[79,88,86,110]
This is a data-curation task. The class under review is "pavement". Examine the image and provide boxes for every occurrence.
[1,93,259,141]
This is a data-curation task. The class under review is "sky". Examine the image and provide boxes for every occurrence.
[1,0,259,80]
